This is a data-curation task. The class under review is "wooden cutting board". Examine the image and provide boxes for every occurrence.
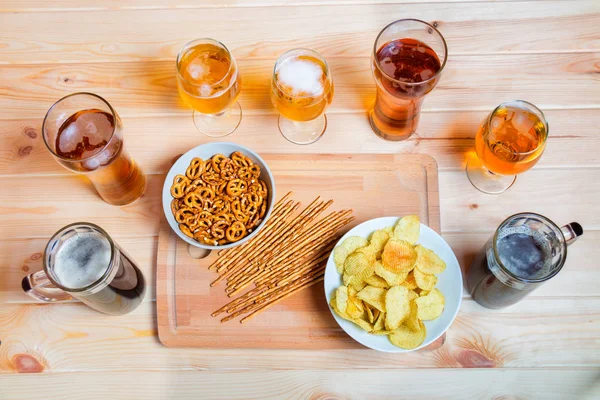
[157,154,439,348]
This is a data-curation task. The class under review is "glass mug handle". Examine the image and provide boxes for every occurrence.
[22,270,73,302]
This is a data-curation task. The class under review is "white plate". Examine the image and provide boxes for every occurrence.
[324,217,463,353]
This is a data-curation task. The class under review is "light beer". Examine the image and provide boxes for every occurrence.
[271,52,333,122]
[177,41,241,115]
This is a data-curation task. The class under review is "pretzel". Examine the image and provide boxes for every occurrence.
[184,192,203,209]
[185,157,204,180]
[211,154,227,172]
[211,220,229,240]
[171,152,268,246]
[226,179,247,197]
[202,172,223,186]
[226,221,247,242]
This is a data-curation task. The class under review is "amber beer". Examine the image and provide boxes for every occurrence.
[475,102,548,175]
[370,20,447,141]
[42,93,146,206]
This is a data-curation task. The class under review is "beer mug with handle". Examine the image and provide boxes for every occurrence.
[467,213,583,309]
[22,223,146,315]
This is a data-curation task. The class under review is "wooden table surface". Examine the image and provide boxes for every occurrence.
[1,1,599,399]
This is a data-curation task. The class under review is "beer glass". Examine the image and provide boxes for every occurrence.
[271,49,334,145]
[370,19,447,141]
[22,223,146,315]
[42,93,146,206]
[466,100,548,194]
[176,38,242,137]
[467,213,582,309]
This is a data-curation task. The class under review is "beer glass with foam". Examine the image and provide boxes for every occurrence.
[271,49,334,145]
[22,223,146,315]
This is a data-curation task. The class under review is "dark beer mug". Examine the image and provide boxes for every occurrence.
[467,213,582,309]
[22,222,146,315]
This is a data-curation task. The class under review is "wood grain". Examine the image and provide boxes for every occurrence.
[0,2,598,64]
[1,369,599,399]
[2,109,600,178]
[1,166,597,240]
[1,53,598,119]
[2,230,599,304]
[0,0,556,13]
[1,298,599,372]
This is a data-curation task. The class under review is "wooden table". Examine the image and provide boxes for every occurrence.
[1,1,599,398]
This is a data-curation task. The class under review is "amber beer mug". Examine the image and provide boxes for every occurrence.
[370,19,447,141]
[42,93,146,206]
[466,100,548,194]
[176,38,242,137]
[271,49,334,145]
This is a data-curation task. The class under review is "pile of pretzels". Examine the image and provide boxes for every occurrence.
[170,151,268,246]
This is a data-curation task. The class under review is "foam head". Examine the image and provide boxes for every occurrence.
[53,231,112,289]
[276,56,325,97]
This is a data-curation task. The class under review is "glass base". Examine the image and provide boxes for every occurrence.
[192,101,242,138]
[368,109,415,141]
[278,114,327,145]
[466,157,517,195]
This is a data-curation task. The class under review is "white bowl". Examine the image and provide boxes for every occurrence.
[324,217,462,353]
[162,142,276,250]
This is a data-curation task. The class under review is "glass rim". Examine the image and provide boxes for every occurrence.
[272,48,332,99]
[44,222,117,293]
[176,38,237,94]
[492,212,566,284]
[372,18,448,86]
[42,92,118,163]
[484,100,549,156]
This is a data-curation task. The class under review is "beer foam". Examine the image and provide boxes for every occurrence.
[53,232,112,289]
[496,226,553,280]
[277,57,324,96]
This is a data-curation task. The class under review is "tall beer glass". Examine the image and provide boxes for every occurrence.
[42,93,146,206]
[370,19,447,141]
[176,38,242,137]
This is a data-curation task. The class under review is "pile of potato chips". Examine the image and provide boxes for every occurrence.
[330,215,446,349]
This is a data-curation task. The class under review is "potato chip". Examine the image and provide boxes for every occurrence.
[344,252,372,278]
[375,260,409,287]
[346,296,364,319]
[383,226,393,235]
[334,236,369,274]
[393,215,420,244]
[352,317,374,332]
[404,301,420,332]
[400,271,418,290]
[363,274,389,288]
[348,286,358,298]
[413,268,438,291]
[372,308,380,322]
[335,286,349,314]
[372,330,392,335]
[415,288,445,320]
[381,239,417,273]
[384,286,410,331]
[344,274,367,292]
[356,286,387,312]
[368,229,390,253]
[389,321,426,349]
[373,311,386,331]
[408,290,419,301]
[415,245,446,275]
[365,303,375,323]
